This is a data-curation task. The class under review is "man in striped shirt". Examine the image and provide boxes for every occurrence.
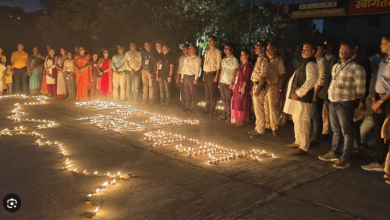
[319,40,366,169]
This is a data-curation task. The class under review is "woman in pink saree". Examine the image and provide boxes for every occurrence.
[97,49,112,99]
[231,49,253,127]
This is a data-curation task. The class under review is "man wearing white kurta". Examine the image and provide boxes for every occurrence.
[284,43,318,155]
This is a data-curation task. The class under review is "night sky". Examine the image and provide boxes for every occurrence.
[0,0,332,12]
[0,0,41,12]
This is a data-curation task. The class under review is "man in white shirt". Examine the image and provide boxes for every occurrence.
[176,44,189,108]
[284,43,318,155]
[181,45,201,112]
[203,36,222,116]
[311,44,331,145]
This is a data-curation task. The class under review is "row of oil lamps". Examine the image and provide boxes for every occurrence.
[143,130,275,165]
[76,101,200,132]
[197,101,225,110]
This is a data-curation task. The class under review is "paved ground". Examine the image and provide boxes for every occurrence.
[0,94,389,220]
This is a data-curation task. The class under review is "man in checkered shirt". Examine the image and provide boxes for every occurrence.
[319,40,366,169]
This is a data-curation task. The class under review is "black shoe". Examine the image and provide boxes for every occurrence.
[320,134,330,140]
[310,140,320,147]
[250,133,265,139]
[218,115,227,120]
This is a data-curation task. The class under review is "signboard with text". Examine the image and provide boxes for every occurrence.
[349,0,390,14]
[277,0,390,20]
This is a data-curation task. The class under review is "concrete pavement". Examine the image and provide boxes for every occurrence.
[0,95,389,220]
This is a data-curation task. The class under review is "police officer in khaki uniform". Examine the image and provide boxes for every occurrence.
[248,41,270,138]
[265,42,286,137]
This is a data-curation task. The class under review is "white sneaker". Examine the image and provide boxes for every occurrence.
[386,180,390,185]
[384,174,390,179]
[361,162,384,172]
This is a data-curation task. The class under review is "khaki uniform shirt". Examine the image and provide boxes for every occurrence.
[251,54,269,82]
[267,56,285,84]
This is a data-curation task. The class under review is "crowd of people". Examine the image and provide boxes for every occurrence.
[0,33,389,184]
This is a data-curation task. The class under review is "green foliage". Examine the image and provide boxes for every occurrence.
[36,0,281,51]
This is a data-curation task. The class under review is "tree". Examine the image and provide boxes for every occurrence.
[36,0,279,53]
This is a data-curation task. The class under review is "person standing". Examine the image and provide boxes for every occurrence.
[0,47,6,91]
[319,41,366,169]
[218,43,239,122]
[4,65,13,94]
[28,47,44,95]
[153,42,163,104]
[56,48,68,98]
[362,33,390,172]
[176,44,189,108]
[248,41,270,138]
[141,42,154,104]
[44,49,58,97]
[0,57,5,94]
[74,47,91,101]
[279,50,295,126]
[203,36,222,116]
[63,52,76,100]
[351,39,372,113]
[11,43,29,94]
[111,45,126,101]
[264,43,286,136]
[181,45,201,112]
[310,44,331,145]
[156,44,174,106]
[231,49,254,126]
[74,47,79,57]
[0,47,6,65]
[284,43,318,155]
[125,42,142,102]
[89,53,99,100]
[97,50,112,100]
[322,42,337,140]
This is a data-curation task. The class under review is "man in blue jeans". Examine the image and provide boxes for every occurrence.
[124,42,142,102]
[156,44,174,106]
[362,33,390,172]
[319,40,366,169]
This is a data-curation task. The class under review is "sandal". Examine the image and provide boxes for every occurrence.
[286,143,300,148]
[235,123,246,127]
[289,148,308,156]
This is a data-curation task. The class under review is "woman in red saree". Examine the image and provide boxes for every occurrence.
[74,47,90,101]
[97,49,112,99]
[231,49,253,127]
